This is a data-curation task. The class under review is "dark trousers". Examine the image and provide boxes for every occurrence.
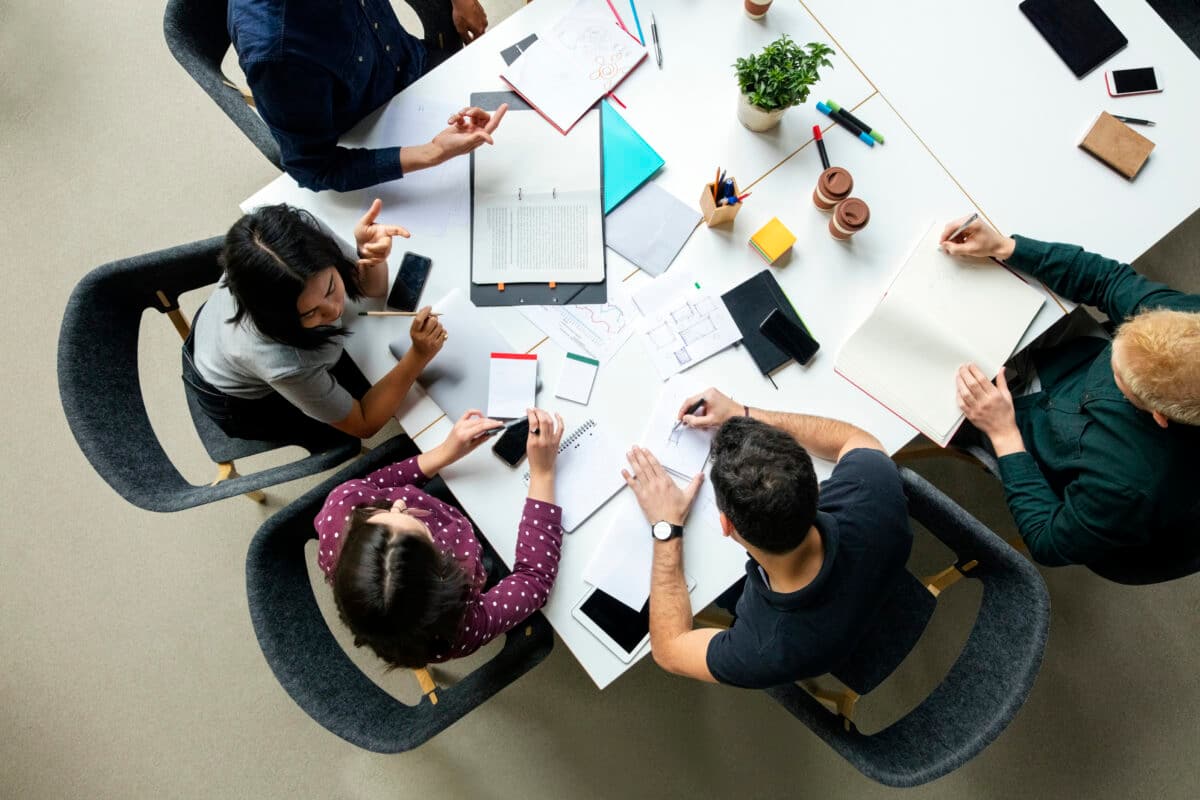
[181,308,369,449]
[406,0,463,72]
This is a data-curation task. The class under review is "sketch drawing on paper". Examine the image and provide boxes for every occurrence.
[639,291,742,379]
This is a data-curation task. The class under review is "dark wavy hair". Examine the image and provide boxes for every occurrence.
[709,416,819,555]
[220,204,363,349]
[332,502,470,669]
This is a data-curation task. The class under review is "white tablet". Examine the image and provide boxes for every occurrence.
[572,577,696,664]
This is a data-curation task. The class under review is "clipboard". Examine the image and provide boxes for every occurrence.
[469,91,607,307]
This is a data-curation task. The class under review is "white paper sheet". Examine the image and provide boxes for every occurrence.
[637,285,742,380]
[520,281,637,361]
[360,99,468,239]
[472,109,604,285]
[640,375,714,478]
[605,183,700,276]
[487,354,538,419]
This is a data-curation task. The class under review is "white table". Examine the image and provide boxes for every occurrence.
[240,0,1082,688]
[799,0,1200,264]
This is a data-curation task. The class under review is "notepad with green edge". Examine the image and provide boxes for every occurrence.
[749,217,796,264]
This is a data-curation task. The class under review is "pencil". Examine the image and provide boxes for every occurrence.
[357,311,443,317]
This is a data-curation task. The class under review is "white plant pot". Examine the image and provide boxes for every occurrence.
[737,93,787,132]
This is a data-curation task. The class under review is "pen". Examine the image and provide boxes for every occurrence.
[939,212,979,251]
[813,124,830,170]
[826,100,885,144]
[474,418,525,439]
[1111,114,1156,127]
[671,398,707,435]
[628,0,645,44]
[816,102,875,147]
[358,310,443,317]
[651,12,662,69]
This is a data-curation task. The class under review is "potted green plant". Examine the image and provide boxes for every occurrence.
[733,35,835,132]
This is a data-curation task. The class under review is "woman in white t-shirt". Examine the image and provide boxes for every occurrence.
[184,201,445,443]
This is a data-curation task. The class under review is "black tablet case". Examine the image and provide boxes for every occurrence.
[1019,0,1127,78]
[721,270,811,375]
[468,91,607,307]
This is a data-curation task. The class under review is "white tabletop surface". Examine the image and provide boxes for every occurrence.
[799,0,1200,263]
[237,0,1113,688]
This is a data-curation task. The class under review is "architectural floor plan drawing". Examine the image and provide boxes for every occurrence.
[639,290,741,379]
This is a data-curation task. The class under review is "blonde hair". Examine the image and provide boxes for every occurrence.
[1114,308,1200,425]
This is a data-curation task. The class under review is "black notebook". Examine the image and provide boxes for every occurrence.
[721,270,810,375]
[1019,0,1127,78]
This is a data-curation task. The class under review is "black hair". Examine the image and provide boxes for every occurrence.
[220,204,363,349]
[709,416,819,555]
[332,502,470,669]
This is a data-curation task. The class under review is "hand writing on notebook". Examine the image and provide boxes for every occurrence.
[623,447,704,528]
[676,387,738,430]
[354,198,410,275]
[956,364,1025,456]
[451,0,488,43]
[938,216,1016,260]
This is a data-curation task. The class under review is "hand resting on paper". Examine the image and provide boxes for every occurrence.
[939,216,1017,260]
[955,364,1026,457]
[622,446,704,528]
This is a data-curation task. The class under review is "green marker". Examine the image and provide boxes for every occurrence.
[694,282,701,289]
[826,100,884,144]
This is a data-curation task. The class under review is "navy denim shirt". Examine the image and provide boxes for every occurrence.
[229,0,427,192]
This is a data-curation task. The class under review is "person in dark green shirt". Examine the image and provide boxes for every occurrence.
[939,217,1200,568]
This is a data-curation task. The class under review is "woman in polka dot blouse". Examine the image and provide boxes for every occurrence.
[314,407,565,668]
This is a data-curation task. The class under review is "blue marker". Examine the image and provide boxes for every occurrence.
[816,101,875,147]
[628,0,645,45]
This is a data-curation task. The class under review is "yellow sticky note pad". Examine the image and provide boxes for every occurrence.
[749,217,797,264]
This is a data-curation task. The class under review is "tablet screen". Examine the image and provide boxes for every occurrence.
[578,589,649,655]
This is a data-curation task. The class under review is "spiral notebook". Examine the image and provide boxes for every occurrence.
[522,418,626,532]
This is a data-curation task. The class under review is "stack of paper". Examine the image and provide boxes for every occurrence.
[487,353,538,418]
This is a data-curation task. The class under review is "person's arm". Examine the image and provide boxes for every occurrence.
[361,410,502,490]
[352,199,409,298]
[451,409,566,654]
[621,447,717,681]
[999,454,1152,566]
[247,59,403,193]
[676,388,882,462]
[329,307,446,438]
[937,216,1186,325]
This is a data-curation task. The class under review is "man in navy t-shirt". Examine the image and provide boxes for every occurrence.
[621,387,912,689]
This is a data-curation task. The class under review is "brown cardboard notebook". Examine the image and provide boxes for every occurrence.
[1079,112,1155,179]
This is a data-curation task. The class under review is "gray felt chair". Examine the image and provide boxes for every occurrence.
[57,238,361,512]
[245,434,555,753]
[163,0,281,168]
[762,466,1050,788]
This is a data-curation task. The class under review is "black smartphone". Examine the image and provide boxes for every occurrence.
[492,417,530,467]
[760,308,820,366]
[386,252,433,312]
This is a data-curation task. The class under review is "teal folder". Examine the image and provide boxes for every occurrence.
[602,100,664,214]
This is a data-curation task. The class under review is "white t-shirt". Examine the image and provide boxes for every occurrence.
[192,283,354,424]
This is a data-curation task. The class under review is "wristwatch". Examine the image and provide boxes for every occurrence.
[651,520,684,541]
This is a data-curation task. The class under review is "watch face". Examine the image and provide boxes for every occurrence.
[652,521,673,540]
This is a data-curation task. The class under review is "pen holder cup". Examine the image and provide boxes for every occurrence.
[700,181,743,227]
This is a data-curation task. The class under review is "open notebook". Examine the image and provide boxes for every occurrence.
[835,224,1046,446]
[521,418,625,532]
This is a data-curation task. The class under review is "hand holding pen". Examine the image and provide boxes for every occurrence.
[676,387,739,430]
[937,215,1016,260]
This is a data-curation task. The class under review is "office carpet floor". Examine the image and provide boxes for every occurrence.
[3,0,1199,797]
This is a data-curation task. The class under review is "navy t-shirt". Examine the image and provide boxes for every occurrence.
[705,449,912,689]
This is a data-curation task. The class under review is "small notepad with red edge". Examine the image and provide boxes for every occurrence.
[487,353,538,419]
[1079,111,1154,179]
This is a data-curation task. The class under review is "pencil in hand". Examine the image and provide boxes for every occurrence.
[357,310,442,317]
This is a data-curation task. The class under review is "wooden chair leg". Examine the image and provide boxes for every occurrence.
[694,608,733,630]
[920,559,979,597]
[414,667,439,705]
[803,681,860,731]
[213,461,267,503]
[155,291,191,341]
